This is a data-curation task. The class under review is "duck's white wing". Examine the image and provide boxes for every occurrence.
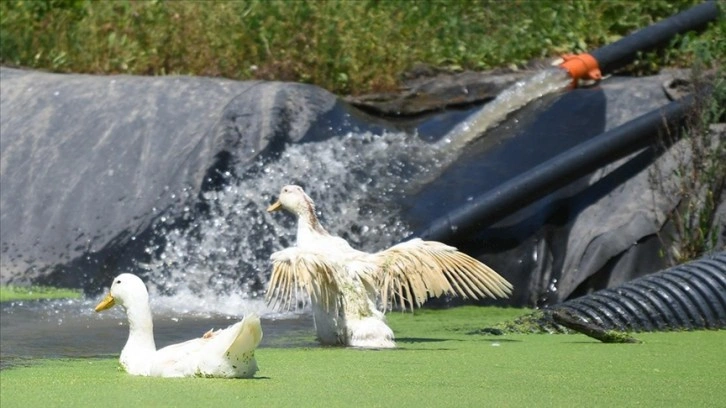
[151,316,262,378]
[266,247,342,312]
[150,337,207,377]
[365,238,513,311]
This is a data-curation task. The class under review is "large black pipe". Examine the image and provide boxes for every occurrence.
[416,94,694,242]
[592,1,719,75]
[552,251,726,331]
[490,252,726,334]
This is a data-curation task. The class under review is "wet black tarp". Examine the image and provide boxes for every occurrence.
[0,68,357,287]
[1,67,721,306]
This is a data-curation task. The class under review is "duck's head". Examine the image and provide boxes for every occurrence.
[267,185,316,217]
[95,273,150,312]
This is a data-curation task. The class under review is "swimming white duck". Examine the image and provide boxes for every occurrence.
[94,273,263,378]
[265,185,513,348]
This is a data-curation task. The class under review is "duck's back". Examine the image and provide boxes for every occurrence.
[150,315,262,378]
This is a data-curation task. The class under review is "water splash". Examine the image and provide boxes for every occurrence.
[125,69,573,316]
[139,130,447,315]
[440,68,572,152]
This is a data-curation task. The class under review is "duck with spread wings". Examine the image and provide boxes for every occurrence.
[265,185,513,348]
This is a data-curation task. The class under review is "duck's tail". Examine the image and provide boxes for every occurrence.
[348,316,396,349]
[225,314,263,356]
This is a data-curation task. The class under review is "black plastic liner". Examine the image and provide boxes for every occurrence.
[415,94,694,244]
[552,251,726,331]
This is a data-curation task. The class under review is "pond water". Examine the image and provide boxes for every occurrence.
[0,298,314,370]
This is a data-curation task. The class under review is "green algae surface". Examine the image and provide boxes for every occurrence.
[1,307,723,407]
[0,286,82,302]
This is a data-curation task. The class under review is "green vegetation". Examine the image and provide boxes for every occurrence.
[482,309,568,334]
[1,307,724,407]
[654,70,725,264]
[0,0,723,95]
[0,285,82,302]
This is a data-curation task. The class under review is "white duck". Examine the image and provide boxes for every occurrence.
[265,185,513,348]
[94,273,263,378]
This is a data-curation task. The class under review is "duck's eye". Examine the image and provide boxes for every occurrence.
[116,280,121,284]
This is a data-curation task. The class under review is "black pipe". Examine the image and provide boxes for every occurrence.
[592,1,720,75]
[414,2,719,243]
[416,94,694,242]
[552,251,726,332]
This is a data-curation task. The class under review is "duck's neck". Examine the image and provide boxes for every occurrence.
[295,201,330,245]
[120,302,157,375]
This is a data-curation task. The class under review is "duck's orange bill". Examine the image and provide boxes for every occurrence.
[95,293,116,312]
[267,200,282,212]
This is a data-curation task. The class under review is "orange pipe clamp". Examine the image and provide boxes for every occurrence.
[560,53,602,87]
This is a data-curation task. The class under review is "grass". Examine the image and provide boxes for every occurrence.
[1,307,724,407]
[0,0,723,95]
[0,285,82,302]
[652,68,725,265]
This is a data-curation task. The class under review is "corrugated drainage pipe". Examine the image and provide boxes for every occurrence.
[552,251,726,332]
